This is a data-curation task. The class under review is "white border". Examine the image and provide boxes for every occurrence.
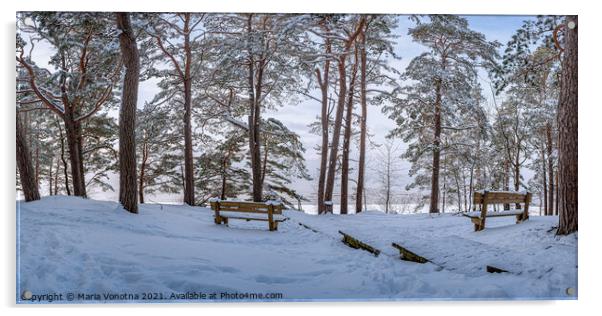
[2,1,599,315]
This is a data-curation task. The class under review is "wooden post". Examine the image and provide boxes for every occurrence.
[267,204,275,231]
[477,191,489,231]
[212,201,222,225]
[523,192,531,221]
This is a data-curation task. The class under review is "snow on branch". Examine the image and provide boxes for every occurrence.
[16,56,65,117]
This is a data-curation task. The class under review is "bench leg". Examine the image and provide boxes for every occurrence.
[516,213,528,224]
[471,217,485,232]
[268,220,277,231]
[214,216,222,225]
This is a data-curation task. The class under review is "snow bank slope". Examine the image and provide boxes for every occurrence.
[17,196,576,302]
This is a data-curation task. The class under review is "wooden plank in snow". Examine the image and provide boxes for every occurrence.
[338,230,381,257]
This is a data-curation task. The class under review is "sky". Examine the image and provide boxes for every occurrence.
[24,14,535,204]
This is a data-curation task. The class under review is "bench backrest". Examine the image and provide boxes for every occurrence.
[473,191,531,205]
[210,201,283,214]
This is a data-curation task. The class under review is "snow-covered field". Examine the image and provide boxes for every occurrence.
[16,196,577,303]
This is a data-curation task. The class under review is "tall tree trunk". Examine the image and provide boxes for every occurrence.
[468,162,474,212]
[76,122,86,194]
[260,139,269,188]
[454,170,462,213]
[555,170,559,216]
[385,146,391,214]
[503,159,510,210]
[356,27,368,214]
[316,36,331,214]
[138,144,147,204]
[54,157,60,195]
[247,15,264,202]
[63,116,86,197]
[462,170,468,212]
[34,146,39,191]
[248,67,264,202]
[514,150,521,209]
[323,18,365,214]
[182,15,195,206]
[324,58,348,213]
[116,12,139,214]
[429,79,442,213]
[340,48,358,215]
[442,156,447,212]
[557,16,578,235]
[542,144,548,215]
[546,123,554,216]
[16,112,40,201]
[220,156,228,201]
[48,156,53,195]
[58,123,71,196]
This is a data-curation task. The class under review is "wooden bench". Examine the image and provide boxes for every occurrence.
[463,191,532,231]
[209,199,286,231]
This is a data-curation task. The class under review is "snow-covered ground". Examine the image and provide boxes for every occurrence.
[16,196,577,303]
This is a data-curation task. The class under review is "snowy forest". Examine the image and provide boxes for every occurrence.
[16,12,577,235]
[14,11,581,302]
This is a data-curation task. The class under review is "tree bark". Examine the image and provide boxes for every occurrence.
[429,78,442,213]
[324,57,348,214]
[554,170,558,215]
[503,158,510,210]
[220,152,230,200]
[556,16,578,235]
[34,145,39,191]
[355,26,368,214]
[385,144,392,213]
[514,149,521,209]
[182,14,195,206]
[246,14,265,202]
[16,112,40,202]
[48,155,53,195]
[340,48,358,215]
[546,123,554,216]
[541,144,548,215]
[63,117,86,197]
[316,34,331,214]
[54,157,60,195]
[57,123,71,195]
[138,142,147,204]
[116,12,139,214]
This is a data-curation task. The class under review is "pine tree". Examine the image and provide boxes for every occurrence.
[260,118,311,208]
[195,129,251,204]
[142,13,208,206]
[557,16,578,235]
[116,12,139,213]
[206,13,308,202]
[136,103,182,204]
[17,12,121,198]
[384,15,498,213]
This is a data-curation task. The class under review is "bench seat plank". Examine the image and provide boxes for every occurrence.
[216,211,286,222]
[463,210,524,218]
